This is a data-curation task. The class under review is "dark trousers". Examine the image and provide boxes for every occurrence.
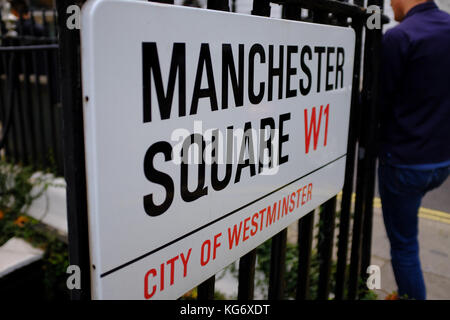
[378,163,449,300]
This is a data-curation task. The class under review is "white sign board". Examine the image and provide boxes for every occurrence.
[81,0,355,299]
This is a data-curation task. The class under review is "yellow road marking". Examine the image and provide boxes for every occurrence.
[336,192,450,224]
[418,213,450,224]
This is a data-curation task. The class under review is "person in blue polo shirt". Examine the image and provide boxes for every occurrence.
[378,0,450,300]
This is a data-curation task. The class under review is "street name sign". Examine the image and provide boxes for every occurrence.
[81,0,355,299]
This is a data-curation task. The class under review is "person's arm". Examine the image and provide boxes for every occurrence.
[380,28,410,113]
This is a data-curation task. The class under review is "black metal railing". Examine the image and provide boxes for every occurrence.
[0,7,63,175]
[53,0,385,300]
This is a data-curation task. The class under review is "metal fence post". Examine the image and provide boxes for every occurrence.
[296,210,315,300]
[359,0,383,295]
[317,196,337,300]
[238,249,257,300]
[334,0,365,300]
[348,0,383,300]
[56,0,91,300]
[197,276,216,300]
[268,229,287,300]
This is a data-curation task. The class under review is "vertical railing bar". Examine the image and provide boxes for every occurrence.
[359,0,383,296]
[359,169,376,291]
[334,0,365,301]
[197,276,216,300]
[52,47,64,175]
[56,0,91,300]
[0,83,5,156]
[13,52,29,165]
[2,52,18,161]
[10,55,20,162]
[268,229,287,300]
[307,8,313,20]
[1,52,18,161]
[348,0,382,300]
[236,0,271,301]
[30,45,48,167]
[335,0,350,26]
[251,0,271,17]
[42,9,49,38]
[30,9,36,38]
[53,9,59,39]
[5,53,15,159]
[43,48,59,170]
[18,15,24,45]
[282,2,301,20]
[0,10,5,39]
[238,249,257,300]
[296,210,314,300]
[347,145,366,295]
[207,0,230,11]
[347,68,368,298]
[317,196,337,300]
[0,54,6,125]
[19,50,38,167]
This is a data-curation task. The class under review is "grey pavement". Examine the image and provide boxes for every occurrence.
[422,176,450,213]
